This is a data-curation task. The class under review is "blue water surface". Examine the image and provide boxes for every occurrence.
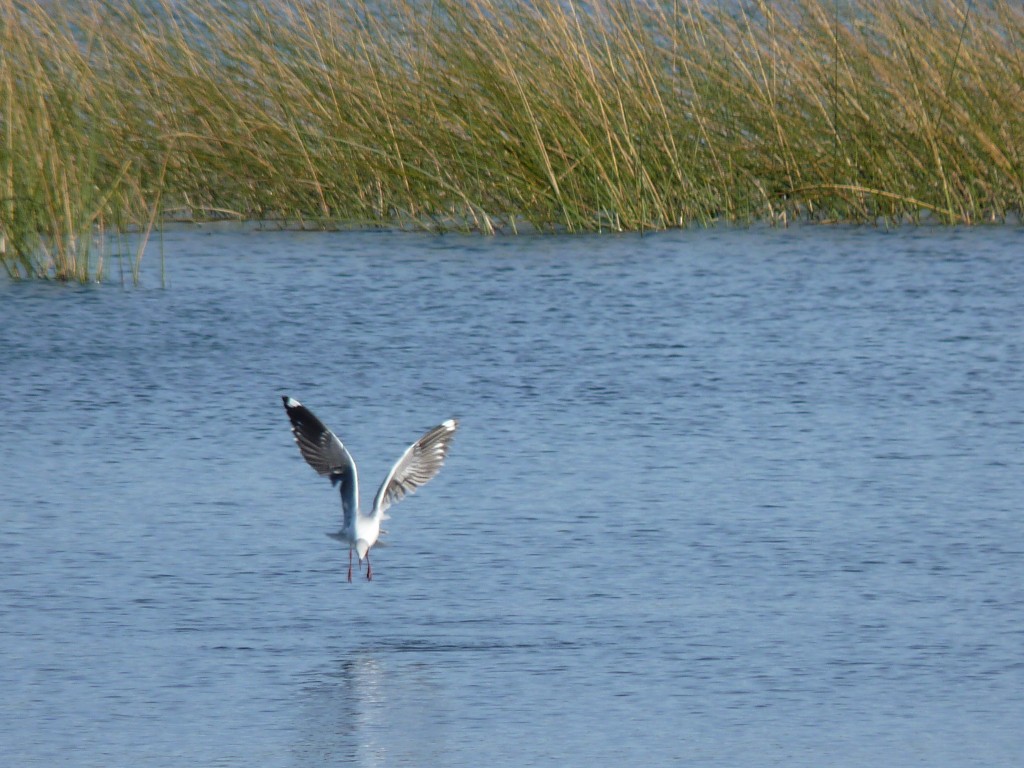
[1,224,1022,767]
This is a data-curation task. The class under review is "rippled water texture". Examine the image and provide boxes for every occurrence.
[2,226,1023,767]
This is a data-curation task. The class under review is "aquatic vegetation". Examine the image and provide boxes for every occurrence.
[1,0,1022,280]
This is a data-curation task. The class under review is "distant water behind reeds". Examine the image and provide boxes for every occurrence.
[2,0,1023,280]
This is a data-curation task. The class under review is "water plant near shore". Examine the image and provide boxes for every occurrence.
[1,0,1022,281]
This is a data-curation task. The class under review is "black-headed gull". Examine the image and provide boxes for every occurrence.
[282,396,458,581]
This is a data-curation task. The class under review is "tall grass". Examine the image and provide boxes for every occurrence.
[2,0,1022,280]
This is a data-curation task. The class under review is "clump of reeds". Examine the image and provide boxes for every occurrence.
[2,0,1023,281]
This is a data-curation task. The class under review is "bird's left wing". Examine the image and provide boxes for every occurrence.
[282,396,360,528]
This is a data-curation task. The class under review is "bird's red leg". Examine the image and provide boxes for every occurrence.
[347,547,353,583]
[365,551,373,581]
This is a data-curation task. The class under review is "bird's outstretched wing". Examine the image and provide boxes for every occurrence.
[372,419,458,517]
[282,396,359,529]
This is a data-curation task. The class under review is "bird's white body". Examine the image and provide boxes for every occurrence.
[327,521,378,562]
[283,396,458,581]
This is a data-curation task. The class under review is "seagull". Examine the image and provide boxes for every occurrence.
[282,396,458,582]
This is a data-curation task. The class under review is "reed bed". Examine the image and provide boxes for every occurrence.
[2,0,1022,280]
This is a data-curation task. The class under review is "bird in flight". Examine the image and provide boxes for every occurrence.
[282,396,458,582]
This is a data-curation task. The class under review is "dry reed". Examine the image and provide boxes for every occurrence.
[1,0,1022,280]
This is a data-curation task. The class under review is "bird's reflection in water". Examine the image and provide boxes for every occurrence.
[293,653,449,767]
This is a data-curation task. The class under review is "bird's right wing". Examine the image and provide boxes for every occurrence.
[282,396,359,529]
[372,419,458,517]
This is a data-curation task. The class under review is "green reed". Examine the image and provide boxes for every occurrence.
[2,0,1022,281]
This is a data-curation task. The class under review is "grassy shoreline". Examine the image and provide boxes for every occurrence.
[2,0,1023,281]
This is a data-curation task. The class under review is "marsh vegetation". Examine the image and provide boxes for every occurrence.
[2,0,1022,280]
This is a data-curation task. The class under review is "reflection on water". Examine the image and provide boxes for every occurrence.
[1,225,1023,767]
[297,655,450,768]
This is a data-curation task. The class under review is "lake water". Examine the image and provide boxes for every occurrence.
[1,225,1023,767]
